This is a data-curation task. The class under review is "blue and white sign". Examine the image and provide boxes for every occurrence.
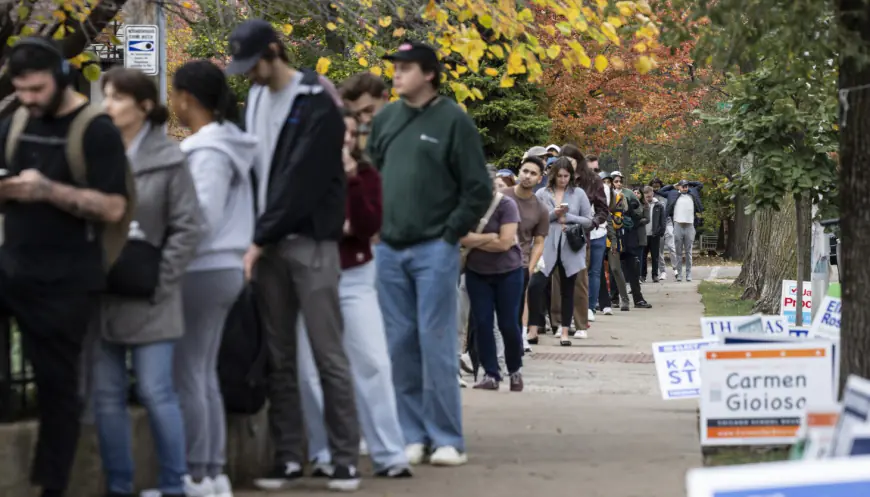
[809,296,841,340]
[124,25,159,76]
[687,455,870,497]
[651,338,717,400]
[701,315,796,338]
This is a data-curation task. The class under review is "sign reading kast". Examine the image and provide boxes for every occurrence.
[124,25,159,76]
[699,342,834,446]
[652,339,718,400]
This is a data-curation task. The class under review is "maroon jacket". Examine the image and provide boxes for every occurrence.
[340,164,382,269]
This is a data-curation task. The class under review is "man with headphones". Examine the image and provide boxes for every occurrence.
[0,38,130,497]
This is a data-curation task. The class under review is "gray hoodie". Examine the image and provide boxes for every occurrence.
[180,121,258,272]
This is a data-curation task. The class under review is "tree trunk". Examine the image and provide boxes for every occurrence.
[724,192,751,260]
[734,196,798,313]
[618,138,631,177]
[836,0,870,393]
[717,220,726,252]
[794,192,812,326]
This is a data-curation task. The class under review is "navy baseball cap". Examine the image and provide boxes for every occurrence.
[383,41,439,66]
[226,19,279,75]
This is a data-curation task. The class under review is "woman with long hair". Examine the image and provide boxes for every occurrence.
[526,158,593,346]
[94,67,204,497]
[171,59,259,497]
[295,108,411,483]
[558,144,609,335]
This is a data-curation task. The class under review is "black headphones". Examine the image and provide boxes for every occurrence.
[8,37,72,87]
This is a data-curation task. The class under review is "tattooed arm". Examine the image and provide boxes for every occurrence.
[42,177,128,222]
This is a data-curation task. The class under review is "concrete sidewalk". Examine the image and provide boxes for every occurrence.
[237,267,717,497]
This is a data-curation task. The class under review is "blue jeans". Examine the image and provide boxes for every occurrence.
[465,267,524,380]
[375,238,464,452]
[93,340,187,495]
[588,236,607,311]
[298,261,408,471]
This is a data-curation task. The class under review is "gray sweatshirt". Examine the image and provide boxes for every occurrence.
[180,121,258,272]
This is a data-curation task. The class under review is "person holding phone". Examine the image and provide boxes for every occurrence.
[526,158,593,346]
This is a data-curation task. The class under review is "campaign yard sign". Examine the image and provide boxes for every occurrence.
[699,342,834,446]
[809,295,841,340]
[700,315,797,338]
[781,279,812,326]
[652,339,718,400]
[686,456,870,497]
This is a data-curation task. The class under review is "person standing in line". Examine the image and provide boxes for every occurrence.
[559,145,607,336]
[526,159,593,346]
[170,60,259,497]
[462,165,525,391]
[296,109,413,479]
[609,171,652,309]
[500,157,548,347]
[641,186,665,283]
[94,68,205,497]
[605,174,630,311]
[367,41,491,467]
[666,179,704,282]
[339,72,388,150]
[596,172,617,315]
[650,178,674,280]
[224,19,361,491]
[0,38,131,497]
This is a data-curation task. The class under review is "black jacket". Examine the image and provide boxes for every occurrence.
[251,69,346,246]
[650,201,665,237]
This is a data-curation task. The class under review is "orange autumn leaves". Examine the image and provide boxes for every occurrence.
[543,37,711,151]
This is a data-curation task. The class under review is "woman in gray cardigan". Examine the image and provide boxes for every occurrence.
[527,159,593,346]
[93,68,204,497]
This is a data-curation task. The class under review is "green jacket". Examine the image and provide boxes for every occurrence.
[366,97,491,247]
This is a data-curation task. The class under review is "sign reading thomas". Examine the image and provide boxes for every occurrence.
[124,25,159,76]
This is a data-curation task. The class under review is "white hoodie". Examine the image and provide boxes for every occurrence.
[180,121,258,272]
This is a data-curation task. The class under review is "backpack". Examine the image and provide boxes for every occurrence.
[5,104,137,270]
[217,283,270,414]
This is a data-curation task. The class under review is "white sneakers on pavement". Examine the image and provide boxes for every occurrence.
[405,443,468,467]
[602,307,613,315]
[573,329,588,339]
[430,446,468,466]
[587,309,596,322]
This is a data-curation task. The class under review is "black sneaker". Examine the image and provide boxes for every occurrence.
[635,301,652,309]
[328,465,361,492]
[311,459,335,478]
[376,464,413,478]
[253,461,304,490]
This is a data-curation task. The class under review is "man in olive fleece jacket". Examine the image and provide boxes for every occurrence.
[367,41,490,467]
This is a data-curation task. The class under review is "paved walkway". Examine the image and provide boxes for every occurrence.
[238,267,725,496]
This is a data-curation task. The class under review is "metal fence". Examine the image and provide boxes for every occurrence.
[0,319,36,422]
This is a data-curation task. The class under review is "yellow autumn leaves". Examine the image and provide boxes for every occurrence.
[266,0,661,105]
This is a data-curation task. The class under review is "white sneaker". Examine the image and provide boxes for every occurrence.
[405,443,428,465]
[459,353,474,374]
[360,439,369,456]
[429,446,468,466]
[602,307,613,315]
[587,309,596,322]
[182,475,215,497]
[573,329,588,339]
[660,272,667,281]
[213,474,234,497]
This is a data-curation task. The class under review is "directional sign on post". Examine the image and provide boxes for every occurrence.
[124,25,159,76]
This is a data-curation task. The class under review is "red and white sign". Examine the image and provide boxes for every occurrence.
[781,280,812,326]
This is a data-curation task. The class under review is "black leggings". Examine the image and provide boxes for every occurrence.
[519,267,531,330]
[527,256,576,329]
